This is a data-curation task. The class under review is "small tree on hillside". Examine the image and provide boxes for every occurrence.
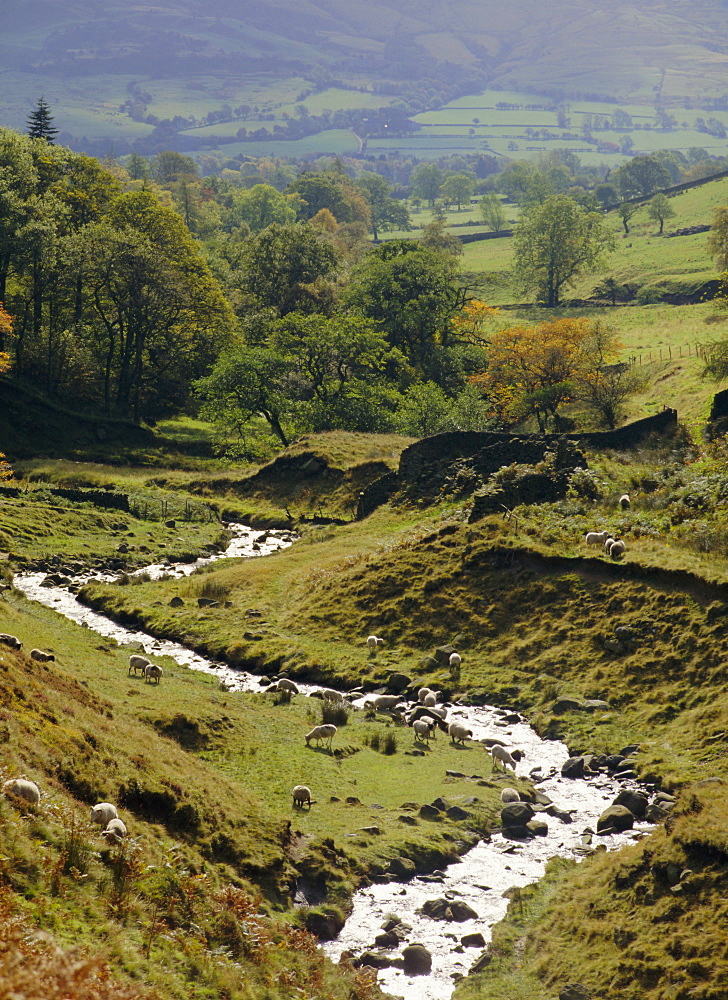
[617,202,638,234]
[479,193,506,232]
[26,97,58,143]
[647,193,675,234]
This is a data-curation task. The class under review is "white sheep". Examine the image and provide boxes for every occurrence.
[128,654,150,676]
[619,494,631,510]
[491,745,517,772]
[320,688,345,702]
[605,537,616,554]
[368,694,403,712]
[102,818,127,842]
[305,724,337,749]
[413,718,436,742]
[30,648,55,662]
[609,538,626,560]
[585,530,612,547]
[423,692,438,708]
[449,652,461,672]
[417,687,433,704]
[292,785,312,808]
[144,662,163,684]
[3,778,40,805]
[90,802,118,827]
[0,633,21,650]
[366,635,384,655]
[500,787,521,803]
[275,678,299,694]
[448,722,473,745]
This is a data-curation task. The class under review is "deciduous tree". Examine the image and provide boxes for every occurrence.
[513,196,615,307]
[647,193,675,234]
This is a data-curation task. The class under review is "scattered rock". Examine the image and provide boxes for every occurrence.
[389,857,416,878]
[419,803,442,820]
[461,932,486,948]
[402,943,432,975]
[552,697,583,713]
[387,672,411,694]
[374,930,399,949]
[447,900,478,922]
[359,950,394,969]
[501,802,535,828]
[561,756,586,779]
[398,814,417,825]
[431,797,450,812]
[560,984,591,1000]
[597,804,634,833]
[527,818,549,836]
[447,805,471,821]
[197,597,219,608]
[614,789,648,819]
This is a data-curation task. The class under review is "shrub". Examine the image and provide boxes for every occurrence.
[321,702,349,726]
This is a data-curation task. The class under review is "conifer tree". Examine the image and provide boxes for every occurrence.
[26,97,58,143]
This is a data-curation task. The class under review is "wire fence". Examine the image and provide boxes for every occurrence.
[630,342,710,365]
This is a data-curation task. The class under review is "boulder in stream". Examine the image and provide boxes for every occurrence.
[500,802,534,828]
[597,804,634,833]
[561,756,586,779]
[613,788,648,819]
[402,943,432,974]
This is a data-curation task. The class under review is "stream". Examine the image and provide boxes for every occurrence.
[13,523,654,1000]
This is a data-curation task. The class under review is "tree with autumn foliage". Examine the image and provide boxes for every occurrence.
[0,302,13,372]
[469,316,637,431]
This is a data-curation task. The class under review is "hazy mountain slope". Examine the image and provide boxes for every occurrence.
[2,0,727,99]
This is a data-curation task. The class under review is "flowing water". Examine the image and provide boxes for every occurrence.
[14,524,652,1000]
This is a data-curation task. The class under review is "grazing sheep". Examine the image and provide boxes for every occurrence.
[619,494,631,510]
[144,662,163,684]
[102,818,127,843]
[604,537,616,554]
[3,778,40,805]
[491,745,517,772]
[305,724,337,749]
[318,687,344,702]
[128,654,150,676]
[30,648,55,662]
[275,678,299,694]
[500,787,521,803]
[423,692,438,708]
[448,722,473,745]
[368,694,404,712]
[449,652,461,672]
[585,530,612,547]
[292,785,312,808]
[417,687,433,704]
[366,635,384,655]
[0,633,21,650]
[90,802,118,827]
[609,538,626,560]
[413,718,436,742]
[407,704,448,728]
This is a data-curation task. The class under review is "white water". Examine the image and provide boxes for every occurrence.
[14,524,652,1000]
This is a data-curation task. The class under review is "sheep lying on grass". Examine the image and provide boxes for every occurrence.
[500,787,520,803]
[305,724,337,750]
[3,778,40,805]
[292,785,312,808]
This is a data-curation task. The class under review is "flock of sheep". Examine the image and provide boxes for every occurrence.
[2,779,128,843]
[583,493,631,560]
[285,639,523,810]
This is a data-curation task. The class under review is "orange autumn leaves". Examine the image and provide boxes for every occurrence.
[0,303,12,375]
[454,301,623,430]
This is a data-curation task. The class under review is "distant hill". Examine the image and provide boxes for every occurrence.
[1,0,727,153]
